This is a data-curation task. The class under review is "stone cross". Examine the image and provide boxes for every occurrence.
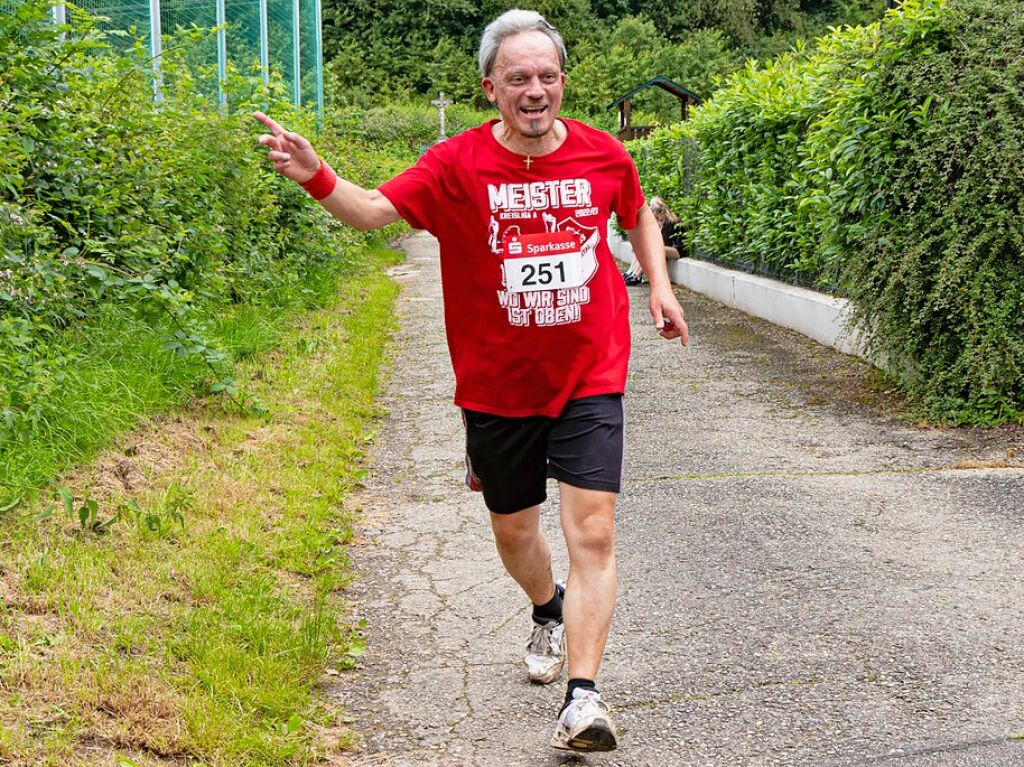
[431,91,454,140]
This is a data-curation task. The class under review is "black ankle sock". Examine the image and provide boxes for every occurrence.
[531,581,565,625]
[562,678,598,713]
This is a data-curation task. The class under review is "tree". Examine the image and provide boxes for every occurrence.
[319,0,884,106]
[564,17,739,122]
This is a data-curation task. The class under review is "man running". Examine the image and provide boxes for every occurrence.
[255,8,688,753]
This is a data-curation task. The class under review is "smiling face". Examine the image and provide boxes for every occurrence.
[482,31,565,142]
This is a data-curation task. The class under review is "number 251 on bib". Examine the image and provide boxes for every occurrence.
[504,232,585,293]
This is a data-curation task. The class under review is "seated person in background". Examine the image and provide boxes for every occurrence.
[624,196,682,286]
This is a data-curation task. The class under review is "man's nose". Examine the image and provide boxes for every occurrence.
[524,76,545,98]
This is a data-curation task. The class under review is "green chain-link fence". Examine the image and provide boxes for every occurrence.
[11,0,323,114]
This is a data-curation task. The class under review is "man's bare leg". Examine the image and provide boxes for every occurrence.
[491,505,566,685]
[490,505,557,605]
[558,484,617,680]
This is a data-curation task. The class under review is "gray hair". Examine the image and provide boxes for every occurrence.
[478,9,567,77]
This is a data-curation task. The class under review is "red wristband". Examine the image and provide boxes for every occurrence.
[300,159,337,200]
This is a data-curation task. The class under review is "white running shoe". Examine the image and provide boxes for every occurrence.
[525,619,565,684]
[550,688,618,752]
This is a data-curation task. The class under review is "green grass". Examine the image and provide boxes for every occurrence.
[0,232,398,509]
[0,243,404,766]
[1,307,204,506]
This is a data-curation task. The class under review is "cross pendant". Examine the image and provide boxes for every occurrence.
[523,155,533,170]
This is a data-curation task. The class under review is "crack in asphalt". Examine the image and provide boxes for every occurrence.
[333,232,1024,767]
[634,465,1024,483]
[831,735,1018,766]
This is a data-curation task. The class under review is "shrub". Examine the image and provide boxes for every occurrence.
[637,0,1023,423]
[836,0,1024,423]
[0,0,411,463]
[330,101,495,156]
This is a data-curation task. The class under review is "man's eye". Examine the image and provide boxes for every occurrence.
[543,73,558,83]
[510,77,525,85]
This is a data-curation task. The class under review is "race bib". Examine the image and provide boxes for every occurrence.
[504,232,584,294]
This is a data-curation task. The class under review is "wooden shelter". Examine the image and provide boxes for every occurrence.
[608,75,702,141]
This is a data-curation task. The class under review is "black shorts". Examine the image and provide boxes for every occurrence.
[463,394,625,515]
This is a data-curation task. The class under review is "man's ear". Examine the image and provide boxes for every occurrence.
[481,77,496,103]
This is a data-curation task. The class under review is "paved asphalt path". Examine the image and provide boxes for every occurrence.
[333,231,1024,766]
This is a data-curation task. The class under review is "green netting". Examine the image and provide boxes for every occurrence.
[12,0,322,112]
[161,0,218,100]
[298,0,317,109]
[225,0,262,80]
[265,0,295,101]
[75,0,149,44]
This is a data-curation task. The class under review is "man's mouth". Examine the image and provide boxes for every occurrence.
[520,105,547,116]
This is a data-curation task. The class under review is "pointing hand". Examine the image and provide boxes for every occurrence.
[253,111,320,183]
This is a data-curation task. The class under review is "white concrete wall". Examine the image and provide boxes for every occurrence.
[609,224,869,360]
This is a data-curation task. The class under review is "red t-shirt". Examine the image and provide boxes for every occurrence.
[378,118,645,418]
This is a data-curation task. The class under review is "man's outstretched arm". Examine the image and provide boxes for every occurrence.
[254,111,401,231]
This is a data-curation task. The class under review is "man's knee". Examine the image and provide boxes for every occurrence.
[490,508,541,551]
[562,492,616,561]
[572,515,615,560]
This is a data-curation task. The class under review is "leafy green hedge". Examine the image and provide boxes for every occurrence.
[329,102,496,156]
[637,0,1023,424]
[0,0,410,499]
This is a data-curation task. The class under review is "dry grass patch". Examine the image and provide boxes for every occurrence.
[0,246,404,765]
